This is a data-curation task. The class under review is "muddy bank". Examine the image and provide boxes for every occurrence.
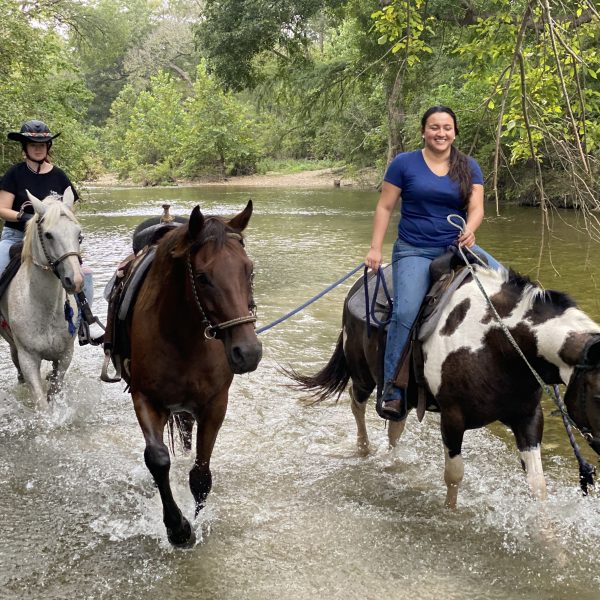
[82,168,378,190]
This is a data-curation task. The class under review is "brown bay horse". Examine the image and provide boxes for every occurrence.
[290,265,600,508]
[127,202,261,546]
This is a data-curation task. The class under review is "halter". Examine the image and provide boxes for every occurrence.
[186,232,257,340]
[34,217,82,276]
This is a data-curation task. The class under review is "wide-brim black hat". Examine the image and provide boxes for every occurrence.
[8,131,60,143]
[7,120,60,144]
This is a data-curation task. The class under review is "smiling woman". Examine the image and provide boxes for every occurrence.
[364,105,501,421]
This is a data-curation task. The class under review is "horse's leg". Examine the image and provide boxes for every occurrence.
[133,392,195,547]
[440,413,465,508]
[349,385,371,455]
[190,393,228,516]
[47,349,73,401]
[17,350,47,410]
[388,418,407,449]
[509,406,547,500]
[9,344,24,383]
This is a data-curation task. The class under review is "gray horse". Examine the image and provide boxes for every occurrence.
[0,188,83,409]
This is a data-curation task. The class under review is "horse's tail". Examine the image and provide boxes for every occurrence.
[284,330,350,403]
[166,413,194,455]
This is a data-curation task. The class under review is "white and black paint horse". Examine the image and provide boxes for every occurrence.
[290,265,600,507]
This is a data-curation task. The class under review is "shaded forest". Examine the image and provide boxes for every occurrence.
[1,1,599,222]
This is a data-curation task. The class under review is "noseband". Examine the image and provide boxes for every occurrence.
[35,218,82,276]
[186,232,257,340]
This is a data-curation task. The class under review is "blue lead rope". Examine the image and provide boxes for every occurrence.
[364,266,392,338]
[256,263,365,334]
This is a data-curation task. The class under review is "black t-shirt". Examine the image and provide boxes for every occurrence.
[1,162,79,232]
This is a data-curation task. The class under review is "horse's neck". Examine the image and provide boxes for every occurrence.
[20,263,67,312]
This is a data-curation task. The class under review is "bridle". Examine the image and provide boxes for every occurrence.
[34,217,82,277]
[186,232,257,340]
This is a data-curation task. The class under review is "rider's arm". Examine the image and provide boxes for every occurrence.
[365,182,401,270]
[0,190,21,223]
[458,183,484,248]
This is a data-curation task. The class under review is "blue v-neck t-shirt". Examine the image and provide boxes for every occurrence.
[384,149,484,247]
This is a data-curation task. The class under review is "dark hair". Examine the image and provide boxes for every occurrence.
[421,105,473,206]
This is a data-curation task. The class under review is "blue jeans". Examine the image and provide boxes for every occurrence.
[0,226,24,275]
[0,225,95,304]
[383,239,501,400]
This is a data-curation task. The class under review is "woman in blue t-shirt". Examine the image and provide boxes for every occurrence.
[365,105,499,421]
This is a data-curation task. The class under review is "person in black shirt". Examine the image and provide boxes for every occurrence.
[0,120,103,344]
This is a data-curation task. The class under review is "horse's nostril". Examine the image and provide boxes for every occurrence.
[232,346,244,363]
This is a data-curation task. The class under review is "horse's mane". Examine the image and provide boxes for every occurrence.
[478,265,577,311]
[21,198,79,265]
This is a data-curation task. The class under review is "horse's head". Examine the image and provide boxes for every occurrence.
[23,187,83,294]
[564,335,600,455]
[175,201,262,374]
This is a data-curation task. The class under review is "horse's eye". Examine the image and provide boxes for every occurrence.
[44,232,53,240]
[78,234,84,244]
[196,273,210,286]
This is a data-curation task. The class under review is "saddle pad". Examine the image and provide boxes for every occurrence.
[117,247,156,321]
[346,264,393,328]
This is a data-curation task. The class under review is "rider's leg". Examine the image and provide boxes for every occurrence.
[0,227,24,277]
[379,239,446,420]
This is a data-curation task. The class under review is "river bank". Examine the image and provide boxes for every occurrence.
[82,167,379,190]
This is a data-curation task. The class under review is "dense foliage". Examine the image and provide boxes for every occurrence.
[1,0,598,217]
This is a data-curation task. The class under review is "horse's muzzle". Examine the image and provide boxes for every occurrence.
[228,339,263,374]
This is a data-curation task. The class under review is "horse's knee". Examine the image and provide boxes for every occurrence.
[144,443,170,478]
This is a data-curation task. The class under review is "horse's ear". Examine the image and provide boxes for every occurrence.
[26,190,46,218]
[188,205,204,241]
[62,186,75,209]
[228,200,253,232]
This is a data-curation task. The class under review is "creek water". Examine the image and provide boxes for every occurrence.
[1,185,599,600]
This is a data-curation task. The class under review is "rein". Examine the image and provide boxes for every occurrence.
[186,232,257,339]
[447,214,596,493]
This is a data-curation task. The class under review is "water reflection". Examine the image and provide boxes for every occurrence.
[0,186,599,599]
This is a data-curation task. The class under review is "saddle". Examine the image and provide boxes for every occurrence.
[394,247,487,421]
[101,220,181,384]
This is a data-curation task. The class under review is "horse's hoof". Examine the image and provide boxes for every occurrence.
[167,520,196,548]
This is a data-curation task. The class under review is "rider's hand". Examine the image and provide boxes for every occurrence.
[458,228,475,248]
[17,210,33,223]
[365,248,382,271]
